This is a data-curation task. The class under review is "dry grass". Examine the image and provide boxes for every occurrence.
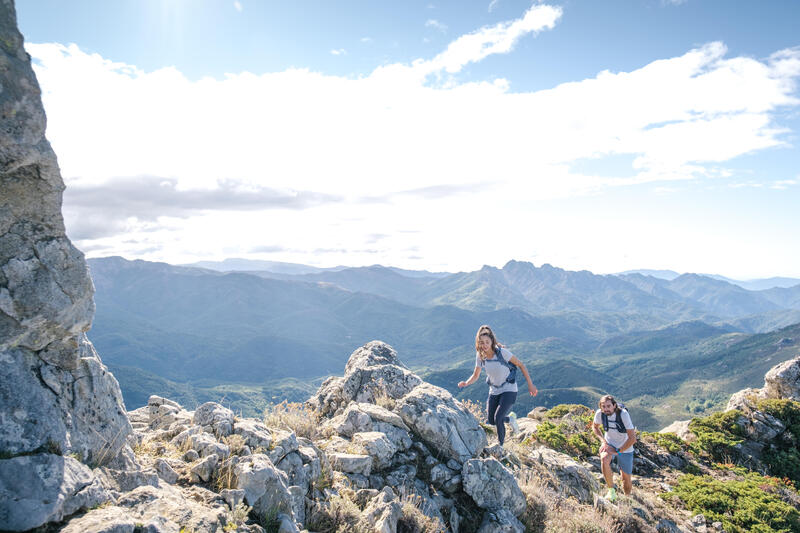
[263,400,322,440]
[222,434,247,456]
[396,491,445,533]
[517,468,625,533]
[461,399,486,422]
[304,491,361,533]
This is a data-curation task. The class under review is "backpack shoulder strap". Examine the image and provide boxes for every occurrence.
[601,412,609,432]
[616,408,628,432]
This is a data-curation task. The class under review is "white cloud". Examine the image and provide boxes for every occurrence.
[330,48,346,56]
[233,1,242,12]
[421,4,561,74]
[25,3,800,273]
[771,178,799,189]
[360,37,372,43]
[488,0,501,12]
[425,19,448,33]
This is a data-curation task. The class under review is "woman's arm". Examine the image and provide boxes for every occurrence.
[458,366,481,388]
[509,355,538,396]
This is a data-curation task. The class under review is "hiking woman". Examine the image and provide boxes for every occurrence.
[458,325,538,447]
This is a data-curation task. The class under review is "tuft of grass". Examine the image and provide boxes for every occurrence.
[545,404,593,420]
[264,400,321,440]
[224,502,252,531]
[530,419,595,459]
[223,434,247,456]
[396,491,444,533]
[305,491,361,533]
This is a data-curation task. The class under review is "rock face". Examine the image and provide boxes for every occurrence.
[762,355,800,401]
[0,2,131,529]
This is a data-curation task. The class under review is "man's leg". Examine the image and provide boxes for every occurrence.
[617,451,634,495]
[621,471,632,495]
[600,451,615,489]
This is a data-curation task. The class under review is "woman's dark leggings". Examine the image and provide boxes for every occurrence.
[487,391,517,445]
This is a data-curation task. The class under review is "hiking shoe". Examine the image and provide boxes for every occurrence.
[606,487,618,502]
[508,412,520,433]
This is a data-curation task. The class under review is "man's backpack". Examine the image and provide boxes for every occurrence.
[601,405,630,433]
[484,347,517,387]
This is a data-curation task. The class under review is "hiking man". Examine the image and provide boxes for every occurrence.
[591,394,636,501]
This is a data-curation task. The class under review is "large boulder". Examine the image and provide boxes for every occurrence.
[233,453,294,517]
[0,0,130,472]
[761,355,800,401]
[397,383,487,463]
[462,458,526,516]
[193,401,235,437]
[529,447,601,504]
[309,341,422,418]
[58,484,229,533]
[0,454,111,531]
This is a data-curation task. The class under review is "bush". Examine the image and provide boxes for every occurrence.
[688,410,745,461]
[545,404,593,420]
[532,419,595,459]
[640,431,687,455]
[665,472,800,533]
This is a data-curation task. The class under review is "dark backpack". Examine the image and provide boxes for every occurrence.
[483,347,517,387]
[601,405,629,433]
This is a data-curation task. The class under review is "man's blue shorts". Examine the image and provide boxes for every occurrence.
[611,445,634,475]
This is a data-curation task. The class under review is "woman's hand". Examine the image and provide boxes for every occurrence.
[529,384,538,396]
[458,381,467,388]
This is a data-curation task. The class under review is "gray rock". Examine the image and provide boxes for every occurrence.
[221,487,246,510]
[233,454,294,517]
[477,508,525,533]
[726,388,759,412]
[0,454,111,531]
[397,382,487,463]
[60,484,228,533]
[0,1,130,469]
[155,458,179,484]
[96,467,159,493]
[277,451,308,494]
[659,420,694,441]
[183,449,200,462]
[287,485,306,525]
[462,458,526,516]
[309,341,422,418]
[656,518,683,532]
[529,447,601,504]
[193,401,234,437]
[762,356,800,401]
[234,418,273,450]
[360,486,401,533]
[189,453,219,483]
[329,452,373,476]
[353,431,397,471]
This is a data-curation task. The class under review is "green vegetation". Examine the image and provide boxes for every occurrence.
[639,431,687,455]
[687,410,745,461]
[528,405,596,458]
[757,398,800,484]
[665,472,800,533]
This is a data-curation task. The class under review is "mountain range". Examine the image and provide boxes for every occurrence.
[88,256,800,429]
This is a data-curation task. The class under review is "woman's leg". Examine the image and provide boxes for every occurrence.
[493,391,517,445]
[486,393,500,426]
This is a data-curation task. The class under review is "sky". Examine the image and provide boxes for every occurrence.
[16,0,800,279]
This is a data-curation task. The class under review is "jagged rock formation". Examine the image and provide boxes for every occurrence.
[0,1,130,529]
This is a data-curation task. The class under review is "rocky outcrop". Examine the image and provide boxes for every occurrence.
[761,355,800,401]
[0,2,132,529]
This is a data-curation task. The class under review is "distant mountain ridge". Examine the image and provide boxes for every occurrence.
[88,256,800,423]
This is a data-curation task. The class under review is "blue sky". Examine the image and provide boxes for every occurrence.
[17,0,800,278]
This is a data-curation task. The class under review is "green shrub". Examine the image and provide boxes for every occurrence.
[640,431,687,455]
[545,404,592,420]
[688,410,745,461]
[757,399,800,442]
[763,448,800,485]
[664,472,800,533]
[533,419,595,458]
